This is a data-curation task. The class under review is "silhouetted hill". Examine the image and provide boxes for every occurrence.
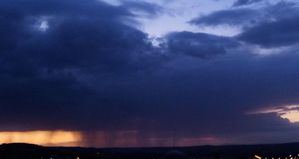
[1,143,299,159]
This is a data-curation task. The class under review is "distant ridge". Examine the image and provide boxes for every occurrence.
[2,142,299,150]
[1,142,299,159]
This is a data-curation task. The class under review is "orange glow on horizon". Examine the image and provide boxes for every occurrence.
[280,110,299,123]
[0,130,223,147]
[0,131,82,146]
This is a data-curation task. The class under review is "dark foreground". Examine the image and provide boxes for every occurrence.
[1,143,299,159]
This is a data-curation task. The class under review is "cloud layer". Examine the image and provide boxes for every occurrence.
[1,0,299,147]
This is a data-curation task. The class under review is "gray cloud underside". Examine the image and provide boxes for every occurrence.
[1,0,299,145]
[190,2,299,48]
[233,0,263,6]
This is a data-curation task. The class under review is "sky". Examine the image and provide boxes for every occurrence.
[1,0,299,147]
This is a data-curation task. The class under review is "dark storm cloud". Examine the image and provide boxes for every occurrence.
[235,2,299,47]
[79,43,299,145]
[1,0,299,146]
[0,0,164,131]
[189,8,258,27]
[166,31,239,58]
[191,1,299,48]
[238,17,299,47]
[190,2,298,27]
[233,0,263,7]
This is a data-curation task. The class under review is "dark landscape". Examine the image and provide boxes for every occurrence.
[1,143,299,159]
